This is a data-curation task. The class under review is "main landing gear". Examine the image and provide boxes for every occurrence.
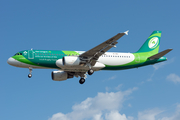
[28,67,32,78]
[78,69,94,84]
[86,63,94,75]
[79,78,85,84]
[88,69,94,75]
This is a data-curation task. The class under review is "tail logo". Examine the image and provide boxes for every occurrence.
[148,37,159,49]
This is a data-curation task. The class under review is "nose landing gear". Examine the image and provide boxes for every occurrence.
[28,74,32,78]
[28,67,32,78]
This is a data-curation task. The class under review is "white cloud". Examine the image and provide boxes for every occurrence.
[49,83,180,120]
[106,84,124,92]
[128,104,132,107]
[153,62,167,70]
[138,108,163,120]
[160,104,180,120]
[49,113,70,120]
[108,75,117,80]
[92,113,103,120]
[137,104,180,120]
[167,74,180,84]
[48,87,137,120]
[105,87,110,92]
[115,84,123,91]
[145,58,174,83]
[105,111,131,120]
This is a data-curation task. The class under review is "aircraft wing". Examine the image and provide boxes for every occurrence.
[79,31,129,66]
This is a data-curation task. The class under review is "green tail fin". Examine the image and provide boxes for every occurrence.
[136,31,161,55]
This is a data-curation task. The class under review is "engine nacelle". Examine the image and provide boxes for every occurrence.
[56,56,81,67]
[51,71,73,81]
[63,56,81,66]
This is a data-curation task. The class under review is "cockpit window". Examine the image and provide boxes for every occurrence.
[14,53,22,56]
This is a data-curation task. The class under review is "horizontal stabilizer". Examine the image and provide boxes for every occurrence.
[148,49,173,60]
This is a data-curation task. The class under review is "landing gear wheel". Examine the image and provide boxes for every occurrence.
[88,69,94,75]
[28,74,32,78]
[79,78,85,84]
[28,67,32,78]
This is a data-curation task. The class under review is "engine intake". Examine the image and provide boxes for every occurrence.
[51,71,73,81]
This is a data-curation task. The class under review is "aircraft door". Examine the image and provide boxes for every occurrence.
[28,50,34,59]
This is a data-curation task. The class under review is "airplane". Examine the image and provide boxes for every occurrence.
[7,30,172,84]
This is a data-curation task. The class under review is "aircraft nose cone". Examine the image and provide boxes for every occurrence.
[7,57,16,66]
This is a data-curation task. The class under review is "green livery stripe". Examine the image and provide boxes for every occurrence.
[62,51,80,55]
[148,33,161,38]
[12,55,43,67]
[138,46,159,58]
[14,50,80,68]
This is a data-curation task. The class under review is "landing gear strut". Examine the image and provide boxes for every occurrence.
[77,73,87,84]
[28,67,32,78]
[79,78,85,84]
[77,68,94,84]
[86,63,94,75]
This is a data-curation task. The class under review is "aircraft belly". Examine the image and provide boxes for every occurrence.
[56,59,105,72]
[60,66,102,72]
[58,64,105,72]
[8,57,51,69]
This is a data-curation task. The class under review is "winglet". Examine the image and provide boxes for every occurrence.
[124,30,129,35]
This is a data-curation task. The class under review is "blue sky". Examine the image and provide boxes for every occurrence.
[1,0,180,120]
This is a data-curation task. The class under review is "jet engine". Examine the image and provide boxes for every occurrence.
[51,71,73,81]
[63,56,81,66]
[56,56,84,67]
